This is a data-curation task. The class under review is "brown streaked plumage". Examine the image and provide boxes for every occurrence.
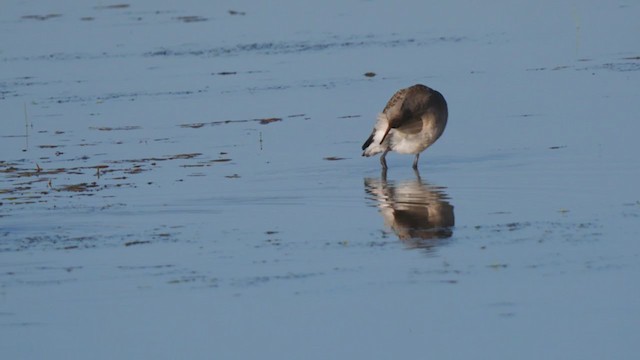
[362,84,448,170]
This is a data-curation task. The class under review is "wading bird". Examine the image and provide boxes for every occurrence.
[362,84,448,170]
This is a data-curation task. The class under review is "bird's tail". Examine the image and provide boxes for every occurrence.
[362,114,389,157]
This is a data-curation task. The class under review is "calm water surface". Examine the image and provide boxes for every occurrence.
[1,1,639,359]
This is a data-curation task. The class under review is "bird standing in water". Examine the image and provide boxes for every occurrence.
[362,84,448,170]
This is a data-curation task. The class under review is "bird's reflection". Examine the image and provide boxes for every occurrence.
[364,169,455,251]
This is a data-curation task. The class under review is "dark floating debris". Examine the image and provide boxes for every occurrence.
[107,153,202,164]
[170,153,201,160]
[225,174,241,179]
[175,16,208,23]
[124,240,151,247]
[364,72,376,77]
[549,145,567,150]
[90,126,141,131]
[211,70,265,76]
[600,62,640,72]
[95,4,130,10]
[1,152,208,206]
[144,36,465,59]
[180,117,284,128]
[179,158,231,168]
[228,10,246,16]
[181,123,205,129]
[488,263,509,269]
[21,14,62,21]
[259,117,282,125]
[324,156,346,161]
[125,167,145,175]
[58,182,99,192]
[0,153,202,200]
[338,115,361,119]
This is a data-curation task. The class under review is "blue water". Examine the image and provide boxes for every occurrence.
[1,1,639,359]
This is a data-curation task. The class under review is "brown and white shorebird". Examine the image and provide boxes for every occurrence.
[362,84,448,170]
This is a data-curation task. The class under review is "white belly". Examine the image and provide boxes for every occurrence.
[389,123,439,154]
[390,133,429,154]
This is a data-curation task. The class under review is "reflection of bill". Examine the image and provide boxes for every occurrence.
[364,171,455,250]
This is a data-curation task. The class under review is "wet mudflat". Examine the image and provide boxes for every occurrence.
[1,1,640,359]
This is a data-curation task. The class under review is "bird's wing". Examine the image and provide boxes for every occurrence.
[388,86,428,134]
[382,87,408,113]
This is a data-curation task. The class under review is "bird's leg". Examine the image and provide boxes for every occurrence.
[412,153,420,170]
[380,149,389,170]
[381,166,388,182]
[413,167,422,181]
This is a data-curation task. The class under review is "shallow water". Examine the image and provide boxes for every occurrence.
[2,1,640,359]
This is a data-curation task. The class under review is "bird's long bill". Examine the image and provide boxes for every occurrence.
[379,126,392,145]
